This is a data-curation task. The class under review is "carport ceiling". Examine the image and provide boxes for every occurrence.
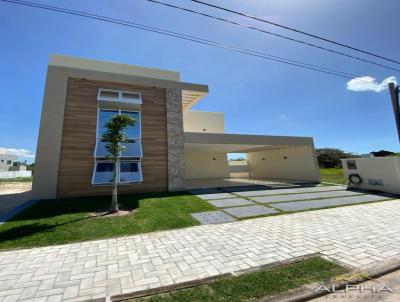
[184,132,313,153]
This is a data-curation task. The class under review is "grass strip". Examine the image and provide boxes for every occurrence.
[129,257,346,302]
[0,177,32,183]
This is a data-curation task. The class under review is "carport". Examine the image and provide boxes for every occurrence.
[184,132,320,189]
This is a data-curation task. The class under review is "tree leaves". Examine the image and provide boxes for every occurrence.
[102,114,136,160]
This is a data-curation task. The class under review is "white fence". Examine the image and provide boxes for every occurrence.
[0,171,32,179]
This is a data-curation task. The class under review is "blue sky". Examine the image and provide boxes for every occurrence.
[1,0,399,163]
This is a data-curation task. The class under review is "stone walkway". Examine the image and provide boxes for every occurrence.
[191,185,395,223]
[0,200,400,301]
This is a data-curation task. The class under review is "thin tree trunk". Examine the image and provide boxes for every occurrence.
[110,159,119,213]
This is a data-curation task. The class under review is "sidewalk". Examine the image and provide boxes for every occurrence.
[0,199,399,301]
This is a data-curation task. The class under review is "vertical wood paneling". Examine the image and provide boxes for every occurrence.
[57,78,168,198]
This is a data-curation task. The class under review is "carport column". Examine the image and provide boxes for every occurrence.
[166,88,185,191]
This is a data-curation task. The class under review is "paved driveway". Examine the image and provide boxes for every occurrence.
[191,185,395,223]
[0,182,31,219]
[0,199,399,301]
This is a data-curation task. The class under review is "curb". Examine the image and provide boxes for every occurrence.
[110,254,400,302]
[257,254,400,302]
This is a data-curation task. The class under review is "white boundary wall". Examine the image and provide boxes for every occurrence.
[0,171,32,179]
[185,151,229,179]
[247,145,320,182]
[341,157,400,194]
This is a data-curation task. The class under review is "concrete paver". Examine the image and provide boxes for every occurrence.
[223,205,278,218]
[0,200,399,301]
[252,189,366,203]
[236,185,345,197]
[191,211,236,224]
[206,198,255,208]
[271,194,392,211]
[195,193,235,200]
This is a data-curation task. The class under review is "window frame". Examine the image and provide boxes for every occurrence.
[91,160,115,185]
[91,160,142,185]
[119,161,143,184]
[94,138,143,158]
[97,88,143,105]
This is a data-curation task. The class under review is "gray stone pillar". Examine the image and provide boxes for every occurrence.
[166,88,185,191]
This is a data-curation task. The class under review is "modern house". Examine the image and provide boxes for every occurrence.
[32,55,320,200]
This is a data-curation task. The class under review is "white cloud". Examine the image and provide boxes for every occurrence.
[0,148,35,158]
[347,76,397,92]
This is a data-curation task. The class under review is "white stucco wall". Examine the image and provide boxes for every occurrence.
[0,171,31,179]
[0,154,18,172]
[183,110,224,133]
[247,146,320,182]
[50,54,180,81]
[341,157,400,194]
[184,151,229,179]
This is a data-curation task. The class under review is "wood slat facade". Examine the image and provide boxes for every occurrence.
[57,78,168,198]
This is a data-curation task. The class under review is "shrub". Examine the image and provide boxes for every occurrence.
[316,148,356,168]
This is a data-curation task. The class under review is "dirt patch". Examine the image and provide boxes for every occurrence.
[0,182,32,195]
[88,208,137,218]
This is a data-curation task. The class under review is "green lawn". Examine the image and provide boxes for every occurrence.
[0,192,215,250]
[131,257,346,302]
[0,169,352,251]
[320,168,346,185]
[0,177,32,183]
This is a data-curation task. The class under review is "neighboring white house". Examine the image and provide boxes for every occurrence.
[0,154,31,179]
[0,154,17,172]
[9,162,28,171]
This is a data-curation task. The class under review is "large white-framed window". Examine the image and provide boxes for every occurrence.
[97,89,142,105]
[93,88,144,186]
[94,109,142,158]
[91,160,142,185]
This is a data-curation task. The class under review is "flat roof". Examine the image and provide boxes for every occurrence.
[50,54,181,81]
[49,55,208,109]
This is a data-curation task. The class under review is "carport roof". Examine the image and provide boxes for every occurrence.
[184,132,314,153]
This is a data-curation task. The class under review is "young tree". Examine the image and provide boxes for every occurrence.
[102,114,136,213]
